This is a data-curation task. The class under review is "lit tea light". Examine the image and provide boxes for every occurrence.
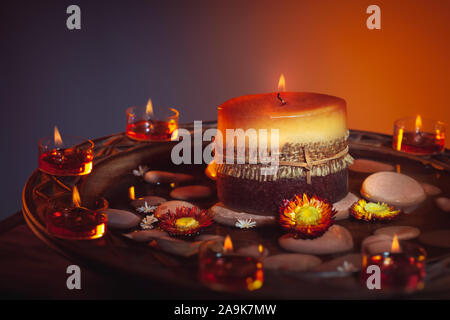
[46,186,108,240]
[38,126,94,176]
[393,116,445,155]
[129,186,136,201]
[361,235,426,292]
[198,236,264,292]
[126,99,179,142]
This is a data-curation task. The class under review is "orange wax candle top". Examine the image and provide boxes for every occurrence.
[218,92,348,146]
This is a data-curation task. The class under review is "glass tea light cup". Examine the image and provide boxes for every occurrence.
[393,116,445,155]
[198,236,265,292]
[45,187,108,240]
[126,99,179,142]
[38,126,94,176]
[360,236,426,292]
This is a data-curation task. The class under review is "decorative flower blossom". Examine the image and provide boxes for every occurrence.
[337,261,357,272]
[136,202,158,214]
[140,215,158,230]
[133,165,149,177]
[350,199,400,222]
[159,206,213,237]
[279,193,336,239]
[235,218,257,229]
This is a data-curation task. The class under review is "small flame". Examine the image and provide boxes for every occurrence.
[72,186,81,207]
[224,235,233,253]
[396,128,404,151]
[278,74,286,92]
[415,115,422,132]
[391,234,401,253]
[170,128,179,141]
[129,186,135,200]
[146,99,154,118]
[258,244,264,254]
[54,126,63,147]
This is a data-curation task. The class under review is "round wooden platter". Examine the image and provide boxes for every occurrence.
[22,124,450,299]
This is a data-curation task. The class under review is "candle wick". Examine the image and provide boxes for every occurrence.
[277,93,286,105]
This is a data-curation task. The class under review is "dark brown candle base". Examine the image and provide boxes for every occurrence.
[217,169,348,215]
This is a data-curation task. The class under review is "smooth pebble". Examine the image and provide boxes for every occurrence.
[361,171,426,209]
[154,200,198,218]
[236,245,269,258]
[278,225,353,255]
[156,236,203,257]
[349,159,394,173]
[103,208,141,229]
[436,197,450,212]
[374,226,421,240]
[420,183,442,196]
[123,229,168,242]
[144,170,194,184]
[333,192,359,220]
[130,196,167,209]
[312,253,361,273]
[210,202,276,227]
[170,185,212,200]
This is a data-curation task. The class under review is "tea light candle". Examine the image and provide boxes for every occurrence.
[198,235,264,292]
[361,235,426,292]
[38,126,94,176]
[393,116,445,155]
[126,99,179,142]
[45,187,108,240]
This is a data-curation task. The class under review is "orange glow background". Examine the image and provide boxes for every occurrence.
[233,0,450,147]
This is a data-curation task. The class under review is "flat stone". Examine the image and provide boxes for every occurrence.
[361,172,426,209]
[333,192,359,220]
[264,254,322,272]
[420,183,442,196]
[374,226,421,240]
[278,225,354,255]
[170,185,212,201]
[210,202,276,227]
[349,159,394,173]
[236,245,269,258]
[144,170,194,184]
[123,229,168,242]
[196,234,224,242]
[130,196,167,209]
[103,208,141,229]
[436,197,450,212]
[419,230,450,248]
[312,253,361,272]
[155,236,203,257]
[154,200,197,218]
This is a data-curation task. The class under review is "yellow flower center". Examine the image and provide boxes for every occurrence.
[175,217,199,230]
[364,202,389,215]
[294,206,320,225]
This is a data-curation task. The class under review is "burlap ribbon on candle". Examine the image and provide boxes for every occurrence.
[215,131,354,184]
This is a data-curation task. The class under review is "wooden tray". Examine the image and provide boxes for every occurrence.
[22,123,450,299]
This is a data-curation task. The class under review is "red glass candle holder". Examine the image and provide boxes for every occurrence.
[198,237,264,292]
[45,194,108,240]
[38,135,94,176]
[360,238,426,292]
[126,105,179,142]
[393,116,445,155]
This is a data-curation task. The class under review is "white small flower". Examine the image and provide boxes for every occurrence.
[337,261,357,272]
[140,214,158,230]
[136,202,158,214]
[235,218,257,229]
[133,165,149,177]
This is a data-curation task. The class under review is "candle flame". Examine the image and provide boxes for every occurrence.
[258,244,264,254]
[129,186,135,200]
[391,234,401,253]
[54,126,63,147]
[146,99,154,118]
[170,128,179,141]
[278,74,286,92]
[224,235,233,253]
[396,127,404,151]
[72,186,81,207]
[415,115,422,132]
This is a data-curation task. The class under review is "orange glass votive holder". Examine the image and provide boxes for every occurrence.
[126,105,179,142]
[198,238,264,292]
[360,238,426,292]
[393,117,445,155]
[38,136,94,176]
[46,194,108,240]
